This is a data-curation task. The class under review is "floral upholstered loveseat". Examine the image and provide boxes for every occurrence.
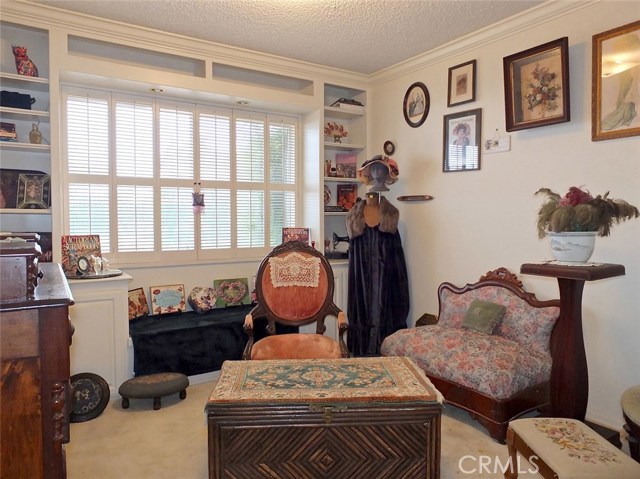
[381,267,560,443]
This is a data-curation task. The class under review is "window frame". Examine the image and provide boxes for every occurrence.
[61,85,301,266]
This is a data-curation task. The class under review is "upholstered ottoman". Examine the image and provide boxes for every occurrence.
[622,385,640,462]
[505,418,640,479]
[119,372,189,410]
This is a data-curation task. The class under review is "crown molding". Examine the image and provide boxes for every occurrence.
[369,0,600,85]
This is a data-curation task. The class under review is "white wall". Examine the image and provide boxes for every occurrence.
[370,1,639,429]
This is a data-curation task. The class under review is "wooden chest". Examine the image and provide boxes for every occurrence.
[0,241,42,301]
[206,357,442,479]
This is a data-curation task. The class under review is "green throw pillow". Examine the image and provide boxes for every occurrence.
[462,299,506,335]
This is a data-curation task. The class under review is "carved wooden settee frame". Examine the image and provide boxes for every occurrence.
[382,267,561,442]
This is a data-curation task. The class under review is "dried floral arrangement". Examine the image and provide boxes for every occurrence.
[536,186,639,238]
[324,122,348,143]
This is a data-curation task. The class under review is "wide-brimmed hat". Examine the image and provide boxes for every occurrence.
[357,155,399,186]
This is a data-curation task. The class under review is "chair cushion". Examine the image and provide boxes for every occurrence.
[251,333,343,360]
[380,325,552,400]
[438,286,559,354]
[462,299,506,334]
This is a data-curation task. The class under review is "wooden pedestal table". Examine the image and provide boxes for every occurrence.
[520,262,624,445]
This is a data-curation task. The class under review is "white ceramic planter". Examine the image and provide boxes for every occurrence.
[548,232,597,263]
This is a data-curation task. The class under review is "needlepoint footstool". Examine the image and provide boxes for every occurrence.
[505,417,640,479]
[205,356,443,479]
[119,372,189,410]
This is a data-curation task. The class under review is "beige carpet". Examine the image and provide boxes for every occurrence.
[66,380,628,479]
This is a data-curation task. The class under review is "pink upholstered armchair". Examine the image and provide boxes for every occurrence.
[242,241,349,360]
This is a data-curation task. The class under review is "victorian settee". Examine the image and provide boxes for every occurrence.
[381,267,561,442]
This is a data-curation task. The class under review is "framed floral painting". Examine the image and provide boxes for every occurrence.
[214,278,250,307]
[503,37,570,131]
[591,20,640,141]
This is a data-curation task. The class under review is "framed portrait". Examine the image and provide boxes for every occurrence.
[128,287,149,321]
[592,20,640,141]
[503,37,570,132]
[442,108,482,172]
[403,82,430,128]
[448,59,477,107]
[150,284,186,315]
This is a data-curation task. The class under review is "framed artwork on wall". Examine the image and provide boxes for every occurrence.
[442,108,482,172]
[403,82,430,127]
[448,59,476,107]
[503,37,570,132]
[591,20,640,141]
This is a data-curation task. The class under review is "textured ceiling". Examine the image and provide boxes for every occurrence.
[32,0,545,75]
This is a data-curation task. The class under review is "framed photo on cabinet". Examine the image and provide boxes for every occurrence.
[448,60,476,107]
[503,37,570,131]
[591,20,640,141]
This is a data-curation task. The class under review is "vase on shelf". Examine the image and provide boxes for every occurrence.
[29,123,43,144]
[548,231,597,263]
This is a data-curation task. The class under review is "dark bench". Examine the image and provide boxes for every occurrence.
[129,305,296,377]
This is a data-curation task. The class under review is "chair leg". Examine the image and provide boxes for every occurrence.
[153,397,161,410]
[504,427,519,479]
[624,424,640,462]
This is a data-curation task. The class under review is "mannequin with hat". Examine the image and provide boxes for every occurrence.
[346,155,409,356]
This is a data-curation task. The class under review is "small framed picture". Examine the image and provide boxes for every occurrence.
[503,37,570,132]
[16,172,50,209]
[128,287,149,320]
[448,60,476,107]
[214,278,250,307]
[282,227,310,244]
[592,20,640,141]
[336,183,358,211]
[443,108,482,172]
[150,284,186,315]
[403,82,430,128]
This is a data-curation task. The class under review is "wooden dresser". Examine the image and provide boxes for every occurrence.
[1,257,74,479]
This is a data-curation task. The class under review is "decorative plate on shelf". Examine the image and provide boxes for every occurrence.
[70,373,110,423]
[324,185,331,206]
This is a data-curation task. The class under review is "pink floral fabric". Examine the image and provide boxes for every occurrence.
[381,285,560,399]
[438,286,559,354]
[381,325,552,400]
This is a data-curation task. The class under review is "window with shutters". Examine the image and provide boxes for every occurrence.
[62,87,298,264]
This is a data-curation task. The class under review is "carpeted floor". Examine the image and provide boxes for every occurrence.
[65,379,629,479]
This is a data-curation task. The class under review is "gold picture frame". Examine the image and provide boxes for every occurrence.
[503,37,570,132]
[591,20,640,141]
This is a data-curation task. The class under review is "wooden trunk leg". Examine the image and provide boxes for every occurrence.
[153,397,161,410]
[179,389,187,400]
[121,397,129,409]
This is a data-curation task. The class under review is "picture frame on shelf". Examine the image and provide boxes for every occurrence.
[448,60,477,107]
[150,284,186,315]
[443,108,482,172]
[128,287,149,321]
[213,278,250,307]
[403,82,430,128]
[503,37,570,132]
[335,152,357,178]
[282,227,310,244]
[591,20,640,141]
[337,183,358,211]
[16,172,50,209]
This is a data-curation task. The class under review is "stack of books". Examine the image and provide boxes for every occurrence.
[330,98,365,114]
[0,122,17,141]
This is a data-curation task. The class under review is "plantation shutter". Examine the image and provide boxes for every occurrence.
[65,93,111,252]
[268,117,297,246]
